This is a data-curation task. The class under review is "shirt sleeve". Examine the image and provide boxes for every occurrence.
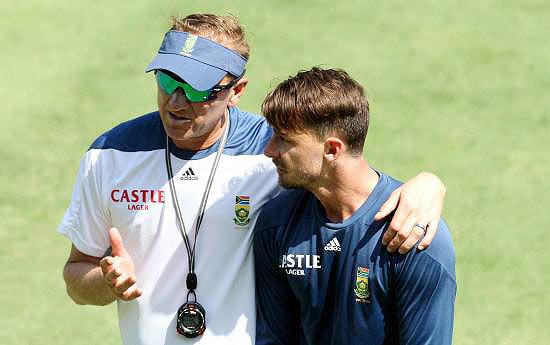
[57,150,110,257]
[393,221,457,345]
[254,212,300,345]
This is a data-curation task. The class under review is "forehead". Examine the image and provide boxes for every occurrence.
[275,128,319,143]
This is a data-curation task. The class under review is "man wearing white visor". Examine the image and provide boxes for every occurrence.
[59,13,447,345]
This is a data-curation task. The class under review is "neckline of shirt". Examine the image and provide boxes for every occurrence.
[167,106,238,160]
[315,171,387,230]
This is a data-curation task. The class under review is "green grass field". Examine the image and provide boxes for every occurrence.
[1,1,549,344]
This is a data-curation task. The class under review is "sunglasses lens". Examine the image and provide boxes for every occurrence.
[181,85,211,102]
[155,70,223,102]
[156,71,179,94]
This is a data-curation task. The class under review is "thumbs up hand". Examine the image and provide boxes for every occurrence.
[99,228,142,301]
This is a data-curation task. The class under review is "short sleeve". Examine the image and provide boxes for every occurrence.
[393,221,457,345]
[58,150,110,257]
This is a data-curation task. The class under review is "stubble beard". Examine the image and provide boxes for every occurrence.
[277,167,317,190]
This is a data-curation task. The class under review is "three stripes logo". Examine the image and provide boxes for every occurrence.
[324,237,341,252]
[180,167,198,181]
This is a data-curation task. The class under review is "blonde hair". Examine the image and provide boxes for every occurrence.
[170,14,250,59]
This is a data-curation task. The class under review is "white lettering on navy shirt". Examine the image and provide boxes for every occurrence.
[279,254,321,276]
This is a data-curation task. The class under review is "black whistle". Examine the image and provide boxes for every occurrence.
[186,273,198,290]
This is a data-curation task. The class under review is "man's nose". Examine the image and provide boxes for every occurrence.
[168,88,190,110]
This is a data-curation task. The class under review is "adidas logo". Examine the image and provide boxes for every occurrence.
[180,167,198,181]
[324,237,341,252]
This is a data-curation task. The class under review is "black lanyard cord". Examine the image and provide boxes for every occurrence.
[164,111,230,290]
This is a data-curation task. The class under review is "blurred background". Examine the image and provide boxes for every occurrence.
[1,0,548,344]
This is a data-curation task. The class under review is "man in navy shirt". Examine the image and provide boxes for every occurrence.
[254,67,456,345]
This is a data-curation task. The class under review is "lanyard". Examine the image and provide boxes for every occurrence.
[164,111,230,294]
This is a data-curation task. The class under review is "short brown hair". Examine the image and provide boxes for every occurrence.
[170,14,250,60]
[262,67,370,155]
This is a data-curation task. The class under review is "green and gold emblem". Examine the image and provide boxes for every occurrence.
[233,195,251,226]
[354,266,370,303]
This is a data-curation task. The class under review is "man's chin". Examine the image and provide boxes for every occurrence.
[278,177,302,189]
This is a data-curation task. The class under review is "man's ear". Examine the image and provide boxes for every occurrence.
[228,77,248,107]
[323,137,345,162]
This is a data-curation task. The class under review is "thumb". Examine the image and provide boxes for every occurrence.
[109,227,127,257]
[374,188,401,220]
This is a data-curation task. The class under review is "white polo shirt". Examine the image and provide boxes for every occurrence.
[59,107,280,345]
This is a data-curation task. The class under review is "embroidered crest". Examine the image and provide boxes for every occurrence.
[180,34,198,56]
[233,195,251,226]
[354,266,370,303]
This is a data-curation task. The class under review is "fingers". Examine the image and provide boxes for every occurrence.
[100,255,120,285]
[386,209,418,253]
[100,229,140,300]
[381,172,446,253]
[375,187,402,221]
[108,227,127,257]
[418,218,440,250]
[119,286,143,301]
[99,255,141,301]
[397,221,427,254]
[113,274,137,294]
[99,255,115,275]
[381,227,397,248]
[103,263,122,283]
[110,273,141,300]
[381,196,412,247]
[106,271,141,300]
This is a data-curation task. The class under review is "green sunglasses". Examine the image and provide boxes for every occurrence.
[155,70,240,102]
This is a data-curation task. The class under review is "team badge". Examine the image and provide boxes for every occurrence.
[233,195,251,226]
[180,34,198,56]
[354,266,370,303]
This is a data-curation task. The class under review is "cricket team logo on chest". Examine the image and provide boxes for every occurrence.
[354,266,371,303]
[233,195,251,226]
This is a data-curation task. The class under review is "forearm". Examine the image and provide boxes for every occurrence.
[63,261,116,306]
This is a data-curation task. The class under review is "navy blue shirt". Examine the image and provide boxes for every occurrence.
[254,172,456,345]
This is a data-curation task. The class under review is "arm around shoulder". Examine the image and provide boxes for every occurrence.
[378,171,446,253]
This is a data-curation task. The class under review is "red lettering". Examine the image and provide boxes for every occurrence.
[140,190,148,202]
[111,189,120,202]
[120,190,130,202]
[131,190,139,202]
[112,189,164,204]
[158,190,165,203]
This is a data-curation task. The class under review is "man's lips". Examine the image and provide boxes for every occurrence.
[168,111,192,123]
